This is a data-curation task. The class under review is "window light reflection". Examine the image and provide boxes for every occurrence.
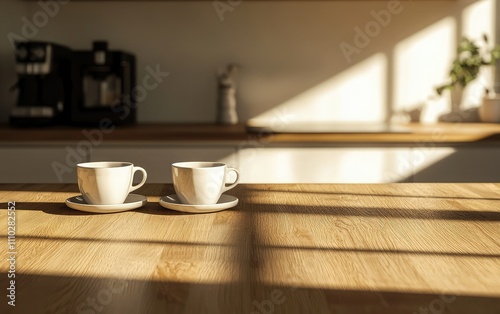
[249,53,387,125]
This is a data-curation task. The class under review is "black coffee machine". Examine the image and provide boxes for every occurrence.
[9,41,75,126]
[9,40,136,126]
[71,41,136,125]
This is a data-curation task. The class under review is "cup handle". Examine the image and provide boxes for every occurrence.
[129,166,147,193]
[222,168,240,193]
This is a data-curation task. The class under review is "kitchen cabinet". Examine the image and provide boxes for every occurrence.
[0,144,236,184]
[3,124,500,184]
[239,146,500,183]
[4,144,500,184]
[412,147,500,182]
[90,145,237,183]
[0,144,413,184]
[238,147,412,183]
[0,145,90,183]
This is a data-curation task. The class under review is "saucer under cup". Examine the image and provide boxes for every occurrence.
[159,194,238,213]
[66,194,147,214]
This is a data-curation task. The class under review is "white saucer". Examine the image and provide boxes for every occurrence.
[65,194,147,213]
[159,194,238,213]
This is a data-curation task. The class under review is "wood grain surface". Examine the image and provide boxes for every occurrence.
[1,183,500,313]
[3,123,500,144]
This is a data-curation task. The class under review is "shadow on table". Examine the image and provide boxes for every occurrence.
[0,184,180,215]
[234,201,500,222]
[3,184,500,221]
[2,234,499,259]
[0,183,170,195]
[244,186,500,201]
[1,272,499,314]
[0,201,189,216]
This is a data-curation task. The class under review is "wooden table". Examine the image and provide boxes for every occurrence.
[1,183,500,313]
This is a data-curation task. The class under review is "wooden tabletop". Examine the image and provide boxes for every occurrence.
[3,123,500,145]
[1,183,500,313]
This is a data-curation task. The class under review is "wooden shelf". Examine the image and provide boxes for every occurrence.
[20,0,458,2]
[0,123,248,143]
[1,122,500,145]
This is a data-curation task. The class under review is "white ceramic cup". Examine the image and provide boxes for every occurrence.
[77,161,147,205]
[172,161,240,205]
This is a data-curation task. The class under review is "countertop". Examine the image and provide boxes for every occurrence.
[2,123,500,145]
[1,183,500,313]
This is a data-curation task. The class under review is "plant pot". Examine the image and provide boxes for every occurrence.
[479,96,500,123]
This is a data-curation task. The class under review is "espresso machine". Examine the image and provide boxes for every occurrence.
[71,41,136,125]
[9,41,75,126]
[9,40,136,126]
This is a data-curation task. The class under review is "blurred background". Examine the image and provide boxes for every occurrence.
[1,0,497,125]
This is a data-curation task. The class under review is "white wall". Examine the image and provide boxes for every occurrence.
[1,0,494,124]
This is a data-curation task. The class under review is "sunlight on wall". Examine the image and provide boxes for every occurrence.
[249,53,387,125]
[393,17,456,123]
[462,0,495,40]
[461,0,496,106]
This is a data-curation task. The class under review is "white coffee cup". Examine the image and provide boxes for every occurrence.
[77,161,147,205]
[172,161,240,205]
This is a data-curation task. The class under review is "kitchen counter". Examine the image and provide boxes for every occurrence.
[1,183,500,313]
[2,123,500,145]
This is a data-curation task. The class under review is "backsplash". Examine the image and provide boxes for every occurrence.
[1,0,496,124]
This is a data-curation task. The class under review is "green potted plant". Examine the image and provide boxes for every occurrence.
[436,35,500,120]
